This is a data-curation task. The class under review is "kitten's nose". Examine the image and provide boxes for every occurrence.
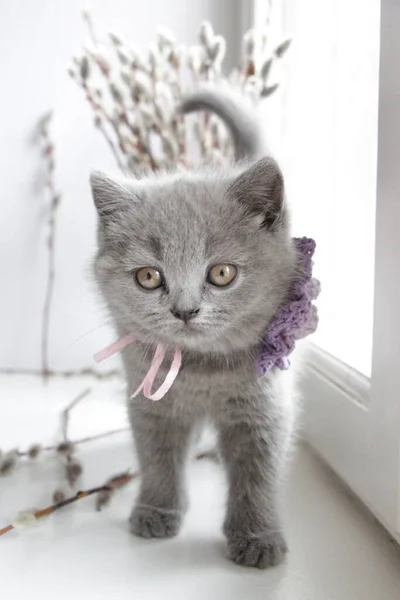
[170,307,200,323]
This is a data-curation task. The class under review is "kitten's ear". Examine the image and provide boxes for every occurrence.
[228,157,284,229]
[90,171,137,218]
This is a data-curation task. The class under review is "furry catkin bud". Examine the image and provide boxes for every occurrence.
[154,98,171,125]
[131,50,146,70]
[53,485,70,504]
[162,134,179,159]
[0,450,20,475]
[149,43,161,70]
[27,444,42,459]
[120,68,132,86]
[95,52,110,76]
[80,56,90,80]
[66,458,83,485]
[12,510,38,530]
[117,48,130,66]
[261,83,279,98]
[155,81,173,107]
[109,82,123,104]
[132,71,152,98]
[138,103,155,126]
[274,39,291,58]
[168,46,182,69]
[82,7,92,21]
[157,26,176,48]
[199,21,214,49]
[243,29,256,59]
[207,36,226,65]
[96,487,114,511]
[261,58,273,81]
[56,441,74,454]
[109,31,123,46]
[38,111,52,134]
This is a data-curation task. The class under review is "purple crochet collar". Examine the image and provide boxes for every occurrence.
[256,237,321,376]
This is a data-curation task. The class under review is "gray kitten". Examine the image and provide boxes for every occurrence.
[90,88,297,569]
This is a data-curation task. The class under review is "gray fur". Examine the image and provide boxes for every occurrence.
[90,88,297,569]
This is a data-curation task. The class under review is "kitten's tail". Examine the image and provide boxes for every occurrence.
[178,86,266,161]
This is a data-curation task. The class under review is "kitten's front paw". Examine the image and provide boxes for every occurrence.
[226,531,288,569]
[130,504,182,539]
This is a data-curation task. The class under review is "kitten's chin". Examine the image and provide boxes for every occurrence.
[169,328,247,355]
[128,320,258,355]
[170,327,208,350]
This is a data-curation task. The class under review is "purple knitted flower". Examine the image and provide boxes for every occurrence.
[256,237,321,376]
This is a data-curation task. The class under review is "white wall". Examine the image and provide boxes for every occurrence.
[0,0,240,372]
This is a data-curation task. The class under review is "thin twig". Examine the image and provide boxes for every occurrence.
[0,367,120,379]
[61,388,92,442]
[17,427,129,457]
[82,81,126,171]
[98,119,125,171]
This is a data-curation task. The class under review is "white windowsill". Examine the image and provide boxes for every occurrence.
[0,374,399,599]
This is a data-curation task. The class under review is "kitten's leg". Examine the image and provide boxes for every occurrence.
[217,396,291,569]
[129,404,192,539]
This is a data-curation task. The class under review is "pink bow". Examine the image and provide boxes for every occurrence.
[94,335,182,401]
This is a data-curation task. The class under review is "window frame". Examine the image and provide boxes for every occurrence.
[248,0,400,541]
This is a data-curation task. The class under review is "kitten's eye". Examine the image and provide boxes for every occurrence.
[208,264,237,287]
[136,267,164,290]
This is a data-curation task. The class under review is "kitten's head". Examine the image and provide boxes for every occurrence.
[91,158,295,355]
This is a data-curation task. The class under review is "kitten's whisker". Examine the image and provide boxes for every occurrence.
[70,319,114,347]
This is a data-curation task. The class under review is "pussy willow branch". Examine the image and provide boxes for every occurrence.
[0,451,217,536]
[0,383,217,536]
[38,113,61,378]
[0,471,136,536]
[69,9,290,174]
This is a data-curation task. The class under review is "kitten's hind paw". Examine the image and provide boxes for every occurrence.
[226,531,288,569]
[130,504,183,539]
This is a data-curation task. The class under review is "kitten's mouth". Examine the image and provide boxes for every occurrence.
[172,321,205,340]
[177,322,200,335]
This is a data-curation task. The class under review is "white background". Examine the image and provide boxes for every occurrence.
[0,0,241,372]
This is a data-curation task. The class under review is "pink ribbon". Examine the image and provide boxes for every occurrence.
[93,335,182,401]
[131,345,182,401]
[93,334,134,363]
